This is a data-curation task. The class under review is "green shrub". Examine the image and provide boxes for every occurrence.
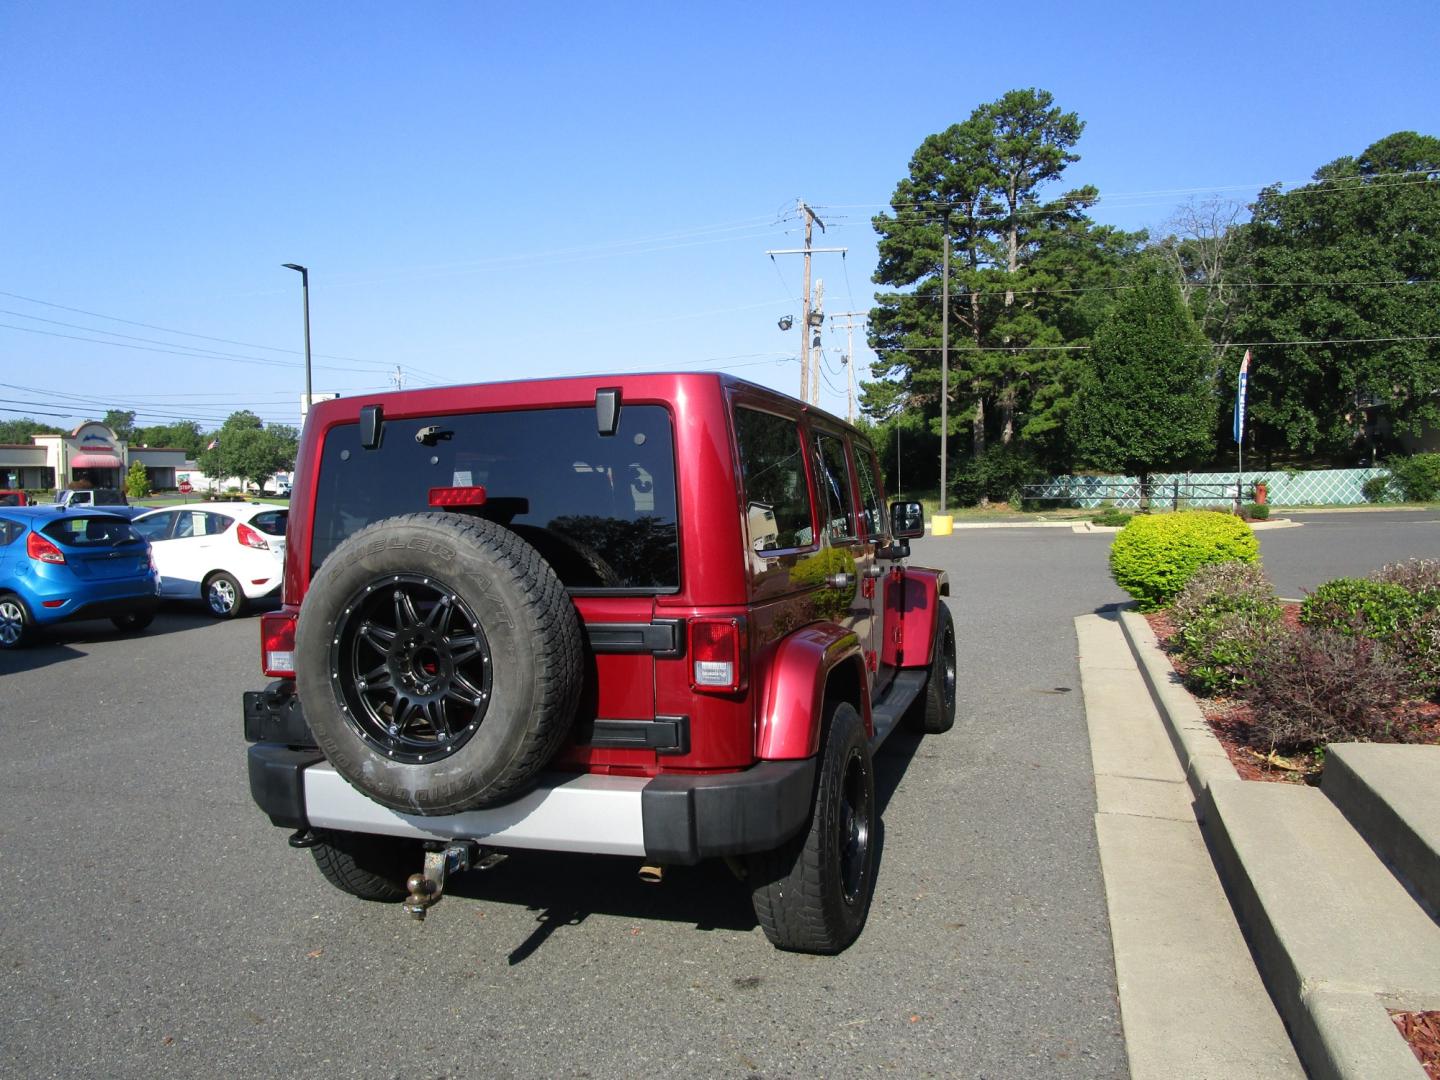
[1242,502,1270,521]
[1367,560,1440,698]
[950,444,1045,507]
[1242,629,1423,753]
[1172,562,1283,694]
[1361,475,1393,503]
[1109,510,1260,611]
[1386,453,1440,502]
[1092,508,1134,527]
[1300,579,1419,641]
[1369,558,1440,594]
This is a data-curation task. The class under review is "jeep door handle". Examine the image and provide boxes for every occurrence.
[825,572,855,590]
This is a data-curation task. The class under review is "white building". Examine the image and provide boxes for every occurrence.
[0,422,187,492]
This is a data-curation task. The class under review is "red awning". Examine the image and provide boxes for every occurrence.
[70,453,122,469]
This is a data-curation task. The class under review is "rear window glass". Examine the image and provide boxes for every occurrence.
[311,405,680,591]
[251,510,288,536]
[91,490,126,505]
[43,516,141,547]
[0,493,23,507]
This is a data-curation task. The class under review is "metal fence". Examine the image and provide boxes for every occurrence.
[1022,468,1388,509]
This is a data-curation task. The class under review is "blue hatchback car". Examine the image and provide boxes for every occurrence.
[0,507,160,648]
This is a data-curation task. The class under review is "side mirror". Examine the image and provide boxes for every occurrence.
[890,500,924,540]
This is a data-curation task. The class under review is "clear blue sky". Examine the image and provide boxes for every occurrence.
[2,0,1436,432]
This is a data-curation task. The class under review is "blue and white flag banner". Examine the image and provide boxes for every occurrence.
[1233,349,1251,444]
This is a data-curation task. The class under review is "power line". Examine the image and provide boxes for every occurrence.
[875,333,1440,355]
[0,288,381,366]
[0,320,397,377]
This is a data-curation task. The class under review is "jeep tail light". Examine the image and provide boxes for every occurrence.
[261,611,297,678]
[689,617,747,693]
[429,486,488,507]
[236,522,269,550]
[27,531,65,564]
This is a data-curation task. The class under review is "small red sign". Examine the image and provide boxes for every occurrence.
[178,480,193,494]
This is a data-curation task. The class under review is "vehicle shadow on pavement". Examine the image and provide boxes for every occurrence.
[438,851,758,965]
[0,611,219,675]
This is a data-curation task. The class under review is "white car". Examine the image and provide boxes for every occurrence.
[131,502,287,618]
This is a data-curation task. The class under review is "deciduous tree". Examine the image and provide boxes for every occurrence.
[1069,261,1217,504]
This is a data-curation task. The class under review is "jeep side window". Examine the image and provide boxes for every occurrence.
[855,446,886,540]
[814,433,856,543]
[734,407,812,552]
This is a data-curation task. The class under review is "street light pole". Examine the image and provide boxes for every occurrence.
[282,263,313,411]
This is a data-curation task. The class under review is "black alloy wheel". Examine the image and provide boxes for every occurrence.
[837,741,874,906]
[332,574,494,764]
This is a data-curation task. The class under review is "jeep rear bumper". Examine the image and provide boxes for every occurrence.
[247,744,816,865]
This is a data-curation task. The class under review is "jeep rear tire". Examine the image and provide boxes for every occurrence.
[747,701,876,954]
[294,512,583,816]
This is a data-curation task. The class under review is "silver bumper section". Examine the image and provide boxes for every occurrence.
[304,763,649,856]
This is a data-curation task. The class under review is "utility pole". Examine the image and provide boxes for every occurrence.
[940,231,950,512]
[767,200,845,405]
[831,311,869,423]
[391,365,404,391]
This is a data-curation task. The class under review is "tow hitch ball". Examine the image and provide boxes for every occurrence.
[403,841,505,921]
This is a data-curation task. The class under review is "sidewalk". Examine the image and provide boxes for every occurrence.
[1079,607,1440,1080]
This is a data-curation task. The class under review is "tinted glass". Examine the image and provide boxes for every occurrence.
[0,493,21,507]
[92,490,125,505]
[814,433,856,543]
[43,516,141,548]
[312,405,680,591]
[251,509,288,536]
[131,511,175,541]
[734,408,812,553]
[0,517,21,545]
[855,447,886,539]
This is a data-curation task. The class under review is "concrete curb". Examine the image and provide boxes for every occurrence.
[1116,604,1438,1080]
[1323,744,1440,920]
[1116,607,1237,810]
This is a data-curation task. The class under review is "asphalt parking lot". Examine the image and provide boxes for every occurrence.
[1,510,1434,1079]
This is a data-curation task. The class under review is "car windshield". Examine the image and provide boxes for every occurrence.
[0,493,21,506]
[43,515,142,548]
[312,405,680,591]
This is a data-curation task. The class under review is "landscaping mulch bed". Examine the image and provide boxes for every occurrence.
[1393,1011,1440,1080]
[1143,607,1440,785]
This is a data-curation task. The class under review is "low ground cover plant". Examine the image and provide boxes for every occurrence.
[1157,557,1440,761]
[1110,510,1259,610]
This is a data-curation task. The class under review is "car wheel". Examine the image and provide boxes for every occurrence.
[204,572,245,619]
[309,830,422,901]
[747,701,876,954]
[111,611,155,634]
[293,512,583,816]
[905,603,956,734]
[0,594,33,649]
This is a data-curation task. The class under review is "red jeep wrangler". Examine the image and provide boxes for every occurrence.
[245,373,954,953]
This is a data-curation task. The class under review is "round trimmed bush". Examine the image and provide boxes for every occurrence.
[1109,510,1259,611]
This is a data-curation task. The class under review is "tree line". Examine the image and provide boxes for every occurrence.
[863,88,1440,503]
[0,408,298,492]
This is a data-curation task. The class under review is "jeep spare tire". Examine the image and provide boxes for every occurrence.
[295,512,583,815]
